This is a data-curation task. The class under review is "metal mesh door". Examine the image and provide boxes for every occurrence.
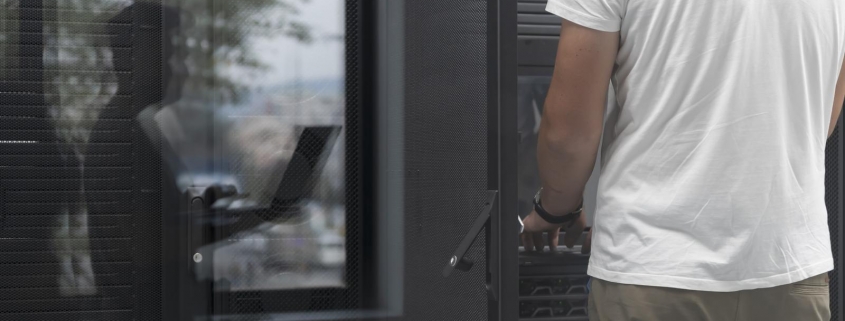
[826,124,844,321]
[402,0,491,320]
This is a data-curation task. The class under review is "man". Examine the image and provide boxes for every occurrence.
[521,0,845,320]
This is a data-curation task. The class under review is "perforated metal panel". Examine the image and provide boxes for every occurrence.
[403,0,489,320]
[826,123,844,321]
[0,1,163,320]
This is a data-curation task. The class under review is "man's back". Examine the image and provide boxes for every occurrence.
[547,0,845,291]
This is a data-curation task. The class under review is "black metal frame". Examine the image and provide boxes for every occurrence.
[356,0,380,309]
[488,0,520,320]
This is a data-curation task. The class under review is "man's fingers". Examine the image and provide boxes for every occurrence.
[563,228,579,248]
[581,227,593,254]
[522,232,536,252]
[564,217,585,248]
[547,227,560,252]
[532,232,545,251]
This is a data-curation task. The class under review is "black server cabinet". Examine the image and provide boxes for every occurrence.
[827,126,845,321]
[0,0,518,321]
[380,0,519,319]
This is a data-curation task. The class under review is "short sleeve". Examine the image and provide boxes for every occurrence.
[546,0,626,32]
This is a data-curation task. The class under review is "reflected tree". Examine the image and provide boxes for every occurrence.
[176,0,313,104]
[39,0,313,297]
[45,0,313,147]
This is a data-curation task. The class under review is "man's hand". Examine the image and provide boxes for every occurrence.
[521,209,590,253]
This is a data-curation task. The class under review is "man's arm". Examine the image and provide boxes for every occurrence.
[535,20,619,218]
[830,56,845,138]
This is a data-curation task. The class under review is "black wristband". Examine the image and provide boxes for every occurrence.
[533,197,582,225]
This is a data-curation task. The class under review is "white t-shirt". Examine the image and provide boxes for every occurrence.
[546,0,845,291]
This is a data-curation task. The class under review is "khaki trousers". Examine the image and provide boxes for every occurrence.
[589,273,831,321]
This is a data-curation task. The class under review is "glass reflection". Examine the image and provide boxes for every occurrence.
[0,0,347,317]
[43,0,134,298]
[162,0,347,291]
[517,76,553,219]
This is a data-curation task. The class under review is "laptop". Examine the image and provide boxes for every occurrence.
[201,125,342,235]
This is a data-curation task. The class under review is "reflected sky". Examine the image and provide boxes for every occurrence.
[250,0,345,86]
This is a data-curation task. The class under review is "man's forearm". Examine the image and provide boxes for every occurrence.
[536,114,603,216]
[534,19,616,218]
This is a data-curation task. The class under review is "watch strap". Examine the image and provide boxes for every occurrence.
[534,198,582,225]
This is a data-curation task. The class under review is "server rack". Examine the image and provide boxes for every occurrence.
[514,2,593,320]
[826,123,845,321]
[0,0,517,320]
